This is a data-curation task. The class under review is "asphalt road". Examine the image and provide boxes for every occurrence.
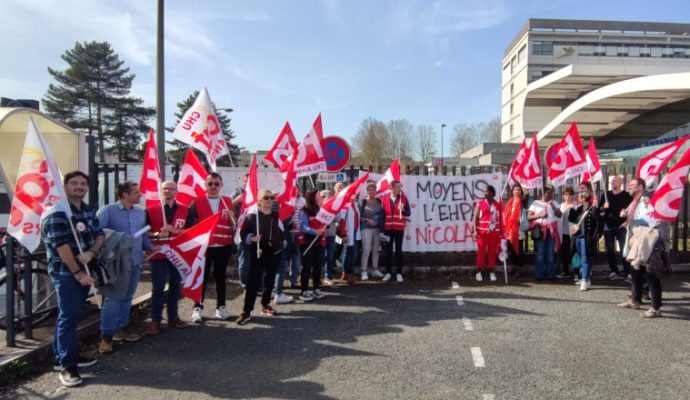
[4,272,690,400]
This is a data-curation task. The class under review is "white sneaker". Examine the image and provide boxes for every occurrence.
[322,278,334,286]
[490,272,497,282]
[215,306,231,320]
[274,293,294,305]
[396,273,403,282]
[382,273,392,282]
[475,272,483,282]
[608,272,621,280]
[299,291,314,302]
[371,269,384,279]
[191,307,203,324]
[361,271,369,281]
[586,280,592,289]
[312,289,326,299]
[579,280,589,291]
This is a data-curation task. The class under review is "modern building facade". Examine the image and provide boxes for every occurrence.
[502,19,690,148]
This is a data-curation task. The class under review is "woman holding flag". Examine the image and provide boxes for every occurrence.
[503,184,527,277]
[299,189,327,302]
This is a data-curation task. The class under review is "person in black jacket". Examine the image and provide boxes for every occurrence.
[598,175,632,281]
[569,183,600,292]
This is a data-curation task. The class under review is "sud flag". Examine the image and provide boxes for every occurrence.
[316,173,370,225]
[264,122,298,169]
[293,114,327,177]
[637,135,689,186]
[172,88,230,171]
[176,149,208,208]
[651,147,690,221]
[277,154,298,221]
[514,133,543,190]
[376,159,400,197]
[508,138,528,185]
[140,129,162,209]
[159,213,221,304]
[581,138,603,184]
[8,118,68,252]
[547,122,587,186]
[234,154,258,243]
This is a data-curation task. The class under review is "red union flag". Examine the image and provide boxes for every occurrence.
[508,138,528,185]
[277,154,298,221]
[234,154,258,243]
[581,138,603,184]
[637,135,689,186]
[264,122,298,169]
[651,148,690,221]
[172,88,229,171]
[294,114,327,177]
[376,159,400,197]
[140,129,161,209]
[514,133,543,189]
[8,118,67,252]
[547,123,587,186]
[317,172,370,225]
[176,149,208,207]
[159,213,220,304]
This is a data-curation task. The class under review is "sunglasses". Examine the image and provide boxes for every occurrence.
[262,196,276,200]
[206,182,221,187]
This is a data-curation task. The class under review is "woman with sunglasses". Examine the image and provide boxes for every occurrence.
[236,190,284,325]
[299,189,327,302]
[569,182,600,291]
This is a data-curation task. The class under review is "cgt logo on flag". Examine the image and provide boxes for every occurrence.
[547,122,587,186]
[176,149,208,208]
[651,148,690,221]
[265,122,298,169]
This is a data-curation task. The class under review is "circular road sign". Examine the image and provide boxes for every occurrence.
[323,136,351,172]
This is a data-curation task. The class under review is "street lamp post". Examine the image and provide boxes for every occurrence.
[441,123,447,166]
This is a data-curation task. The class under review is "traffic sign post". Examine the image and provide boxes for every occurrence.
[323,136,351,172]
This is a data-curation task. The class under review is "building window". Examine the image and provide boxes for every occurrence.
[593,45,606,56]
[533,41,553,55]
[674,48,687,58]
[639,47,651,57]
[662,47,674,58]
[518,45,527,63]
[510,103,514,116]
[510,55,517,73]
[617,46,628,56]
[510,124,514,137]
[510,83,514,97]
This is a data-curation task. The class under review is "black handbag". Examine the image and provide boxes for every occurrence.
[530,224,542,240]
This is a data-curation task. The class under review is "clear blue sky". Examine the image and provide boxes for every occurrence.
[2,0,689,154]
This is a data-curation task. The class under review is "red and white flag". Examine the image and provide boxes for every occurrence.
[277,155,298,221]
[140,129,162,209]
[514,133,543,189]
[316,173,370,225]
[7,118,67,252]
[637,135,689,186]
[159,213,220,304]
[508,138,528,185]
[172,88,229,171]
[234,154,258,243]
[651,147,690,221]
[581,138,603,184]
[293,114,327,177]
[547,123,587,186]
[264,122,298,169]
[176,149,208,208]
[376,159,400,197]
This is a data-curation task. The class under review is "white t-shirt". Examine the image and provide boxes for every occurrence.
[207,197,221,214]
[559,202,576,236]
[529,200,561,225]
[633,200,659,228]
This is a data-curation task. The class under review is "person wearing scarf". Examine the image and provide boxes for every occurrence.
[503,184,526,276]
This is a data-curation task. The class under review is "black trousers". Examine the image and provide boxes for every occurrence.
[604,227,630,276]
[630,267,662,310]
[508,239,524,269]
[243,244,277,314]
[300,238,324,292]
[195,246,232,309]
[559,235,572,275]
[384,230,404,275]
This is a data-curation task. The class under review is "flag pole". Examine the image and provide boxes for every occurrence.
[256,207,262,259]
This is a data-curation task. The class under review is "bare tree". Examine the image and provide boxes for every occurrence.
[352,117,391,165]
[387,119,415,161]
[416,124,437,163]
[482,117,502,143]
[450,123,480,156]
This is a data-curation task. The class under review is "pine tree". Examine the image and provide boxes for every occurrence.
[104,97,155,161]
[166,91,241,168]
[43,41,153,162]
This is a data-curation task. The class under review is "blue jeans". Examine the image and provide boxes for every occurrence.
[273,249,287,294]
[50,270,90,369]
[324,236,336,279]
[575,237,591,280]
[285,233,301,286]
[534,230,556,280]
[150,259,182,323]
[343,244,357,274]
[101,264,142,339]
[237,241,250,286]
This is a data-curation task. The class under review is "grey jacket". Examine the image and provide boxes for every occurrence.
[97,229,134,300]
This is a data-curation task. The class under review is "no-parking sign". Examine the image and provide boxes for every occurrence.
[322,136,351,172]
